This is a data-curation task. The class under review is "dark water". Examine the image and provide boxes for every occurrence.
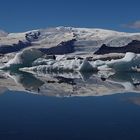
[0,91,140,140]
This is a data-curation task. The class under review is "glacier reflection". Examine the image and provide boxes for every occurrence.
[0,70,140,97]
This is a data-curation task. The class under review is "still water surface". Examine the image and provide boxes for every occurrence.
[0,90,140,140]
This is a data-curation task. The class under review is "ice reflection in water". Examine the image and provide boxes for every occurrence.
[0,70,140,96]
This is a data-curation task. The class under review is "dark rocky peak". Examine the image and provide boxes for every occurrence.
[95,40,140,55]
[127,40,140,46]
[25,31,41,42]
[39,39,77,55]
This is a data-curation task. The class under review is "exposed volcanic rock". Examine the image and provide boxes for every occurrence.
[95,40,140,54]
[0,40,31,54]
[39,39,76,55]
[1,27,140,55]
[25,31,41,42]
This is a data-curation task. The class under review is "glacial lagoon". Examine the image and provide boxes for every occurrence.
[0,71,140,139]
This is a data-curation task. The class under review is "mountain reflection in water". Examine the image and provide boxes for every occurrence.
[0,70,140,97]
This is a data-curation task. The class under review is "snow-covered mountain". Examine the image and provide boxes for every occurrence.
[1,26,140,55]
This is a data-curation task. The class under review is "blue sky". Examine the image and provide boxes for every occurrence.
[0,0,140,32]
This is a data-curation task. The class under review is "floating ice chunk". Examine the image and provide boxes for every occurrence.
[79,59,95,72]
[92,60,106,67]
[92,52,140,72]
[32,58,55,66]
[1,48,43,70]
[106,52,139,71]
[21,58,96,73]
[21,58,83,73]
[56,55,66,61]
[51,58,83,72]
[98,64,112,71]
[122,52,136,61]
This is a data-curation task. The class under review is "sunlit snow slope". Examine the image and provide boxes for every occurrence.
[0,26,140,54]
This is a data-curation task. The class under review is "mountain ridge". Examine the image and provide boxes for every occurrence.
[0,26,140,54]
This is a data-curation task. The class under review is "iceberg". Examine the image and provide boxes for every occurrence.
[106,52,140,71]
[1,47,140,74]
[79,59,95,72]
[20,55,98,73]
[21,58,83,73]
[93,52,140,72]
[19,52,140,73]
[1,48,43,70]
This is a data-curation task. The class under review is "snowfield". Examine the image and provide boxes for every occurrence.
[0,26,140,54]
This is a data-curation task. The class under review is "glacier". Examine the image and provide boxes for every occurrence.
[0,26,140,96]
[1,26,140,55]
